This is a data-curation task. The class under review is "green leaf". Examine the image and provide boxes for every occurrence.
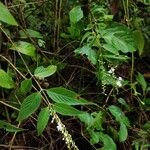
[133,30,144,56]
[90,131,101,144]
[0,2,18,26]
[69,6,83,24]
[90,112,104,131]
[74,45,97,64]
[34,65,57,79]
[102,44,119,55]
[68,24,81,38]
[10,41,36,57]
[20,79,32,95]
[37,107,50,136]
[90,131,116,150]
[0,120,24,132]
[136,72,147,92]
[143,121,150,131]
[78,113,93,127]
[108,105,130,126]
[53,103,84,116]
[118,98,131,111]
[99,132,117,150]
[119,123,128,142]
[19,29,43,39]
[102,24,136,53]
[0,69,15,89]
[17,92,42,121]
[47,87,93,105]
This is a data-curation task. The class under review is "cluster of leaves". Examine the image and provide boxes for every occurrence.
[0,0,150,150]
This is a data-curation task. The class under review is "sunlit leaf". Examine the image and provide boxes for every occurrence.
[10,41,36,57]
[0,120,24,132]
[0,69,15,89]
[20,79,32,95]
[90,131,101,144]
[90,131,116,150]
[19,29,43,39]
[99,132,117,150]
[47,87,93,105]
[102,44,119,55]
[53,103,84,116]
[0,2,18,26]
[78,113,93,127]
[75,45,97,64]
[108,105,130,126]
[119,123,128,142]
[37,107,50,136]
[17,92,42,121]
[69,6,83,23]
[102,24,136,53]
[34,65,57,79]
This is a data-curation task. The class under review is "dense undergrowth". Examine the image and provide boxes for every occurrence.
[0,0,150,150]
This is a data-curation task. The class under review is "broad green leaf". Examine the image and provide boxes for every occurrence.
[108,105,130,126]
[90,131,101,144]
[34,65,57,79]
[99,132,116,150]
[0,2,18,26]
[133,30,144,56]
[119,123,128,142]
[69,6,83,24]
[37,107,50,136]
[68,24,81,38]
[90,131,116,150]
[102,44,119,55]
[102,24,136,53]
[20,79,32,95]
[53,103,84,116]
[17,92,42,121]
[78,113,93,127]
[10,41,36,57]
[81,32,93,44]
[0,120,24,132]
[136,72,147,92]
[74,45,97,64]
[0,69,15,89]
[47,87,92,105]
[19,29,43,39]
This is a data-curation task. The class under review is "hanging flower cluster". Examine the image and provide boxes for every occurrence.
[51,113,79,150]
[108,67,124,87]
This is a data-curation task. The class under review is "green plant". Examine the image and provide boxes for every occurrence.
[0,1,150,150]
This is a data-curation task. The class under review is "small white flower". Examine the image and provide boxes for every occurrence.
[118,77,123,81]
[116,77,123,87]
[51,117,55,123]
[108,67,115,74]
[56,123,63,131]
[116,80,122,87]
